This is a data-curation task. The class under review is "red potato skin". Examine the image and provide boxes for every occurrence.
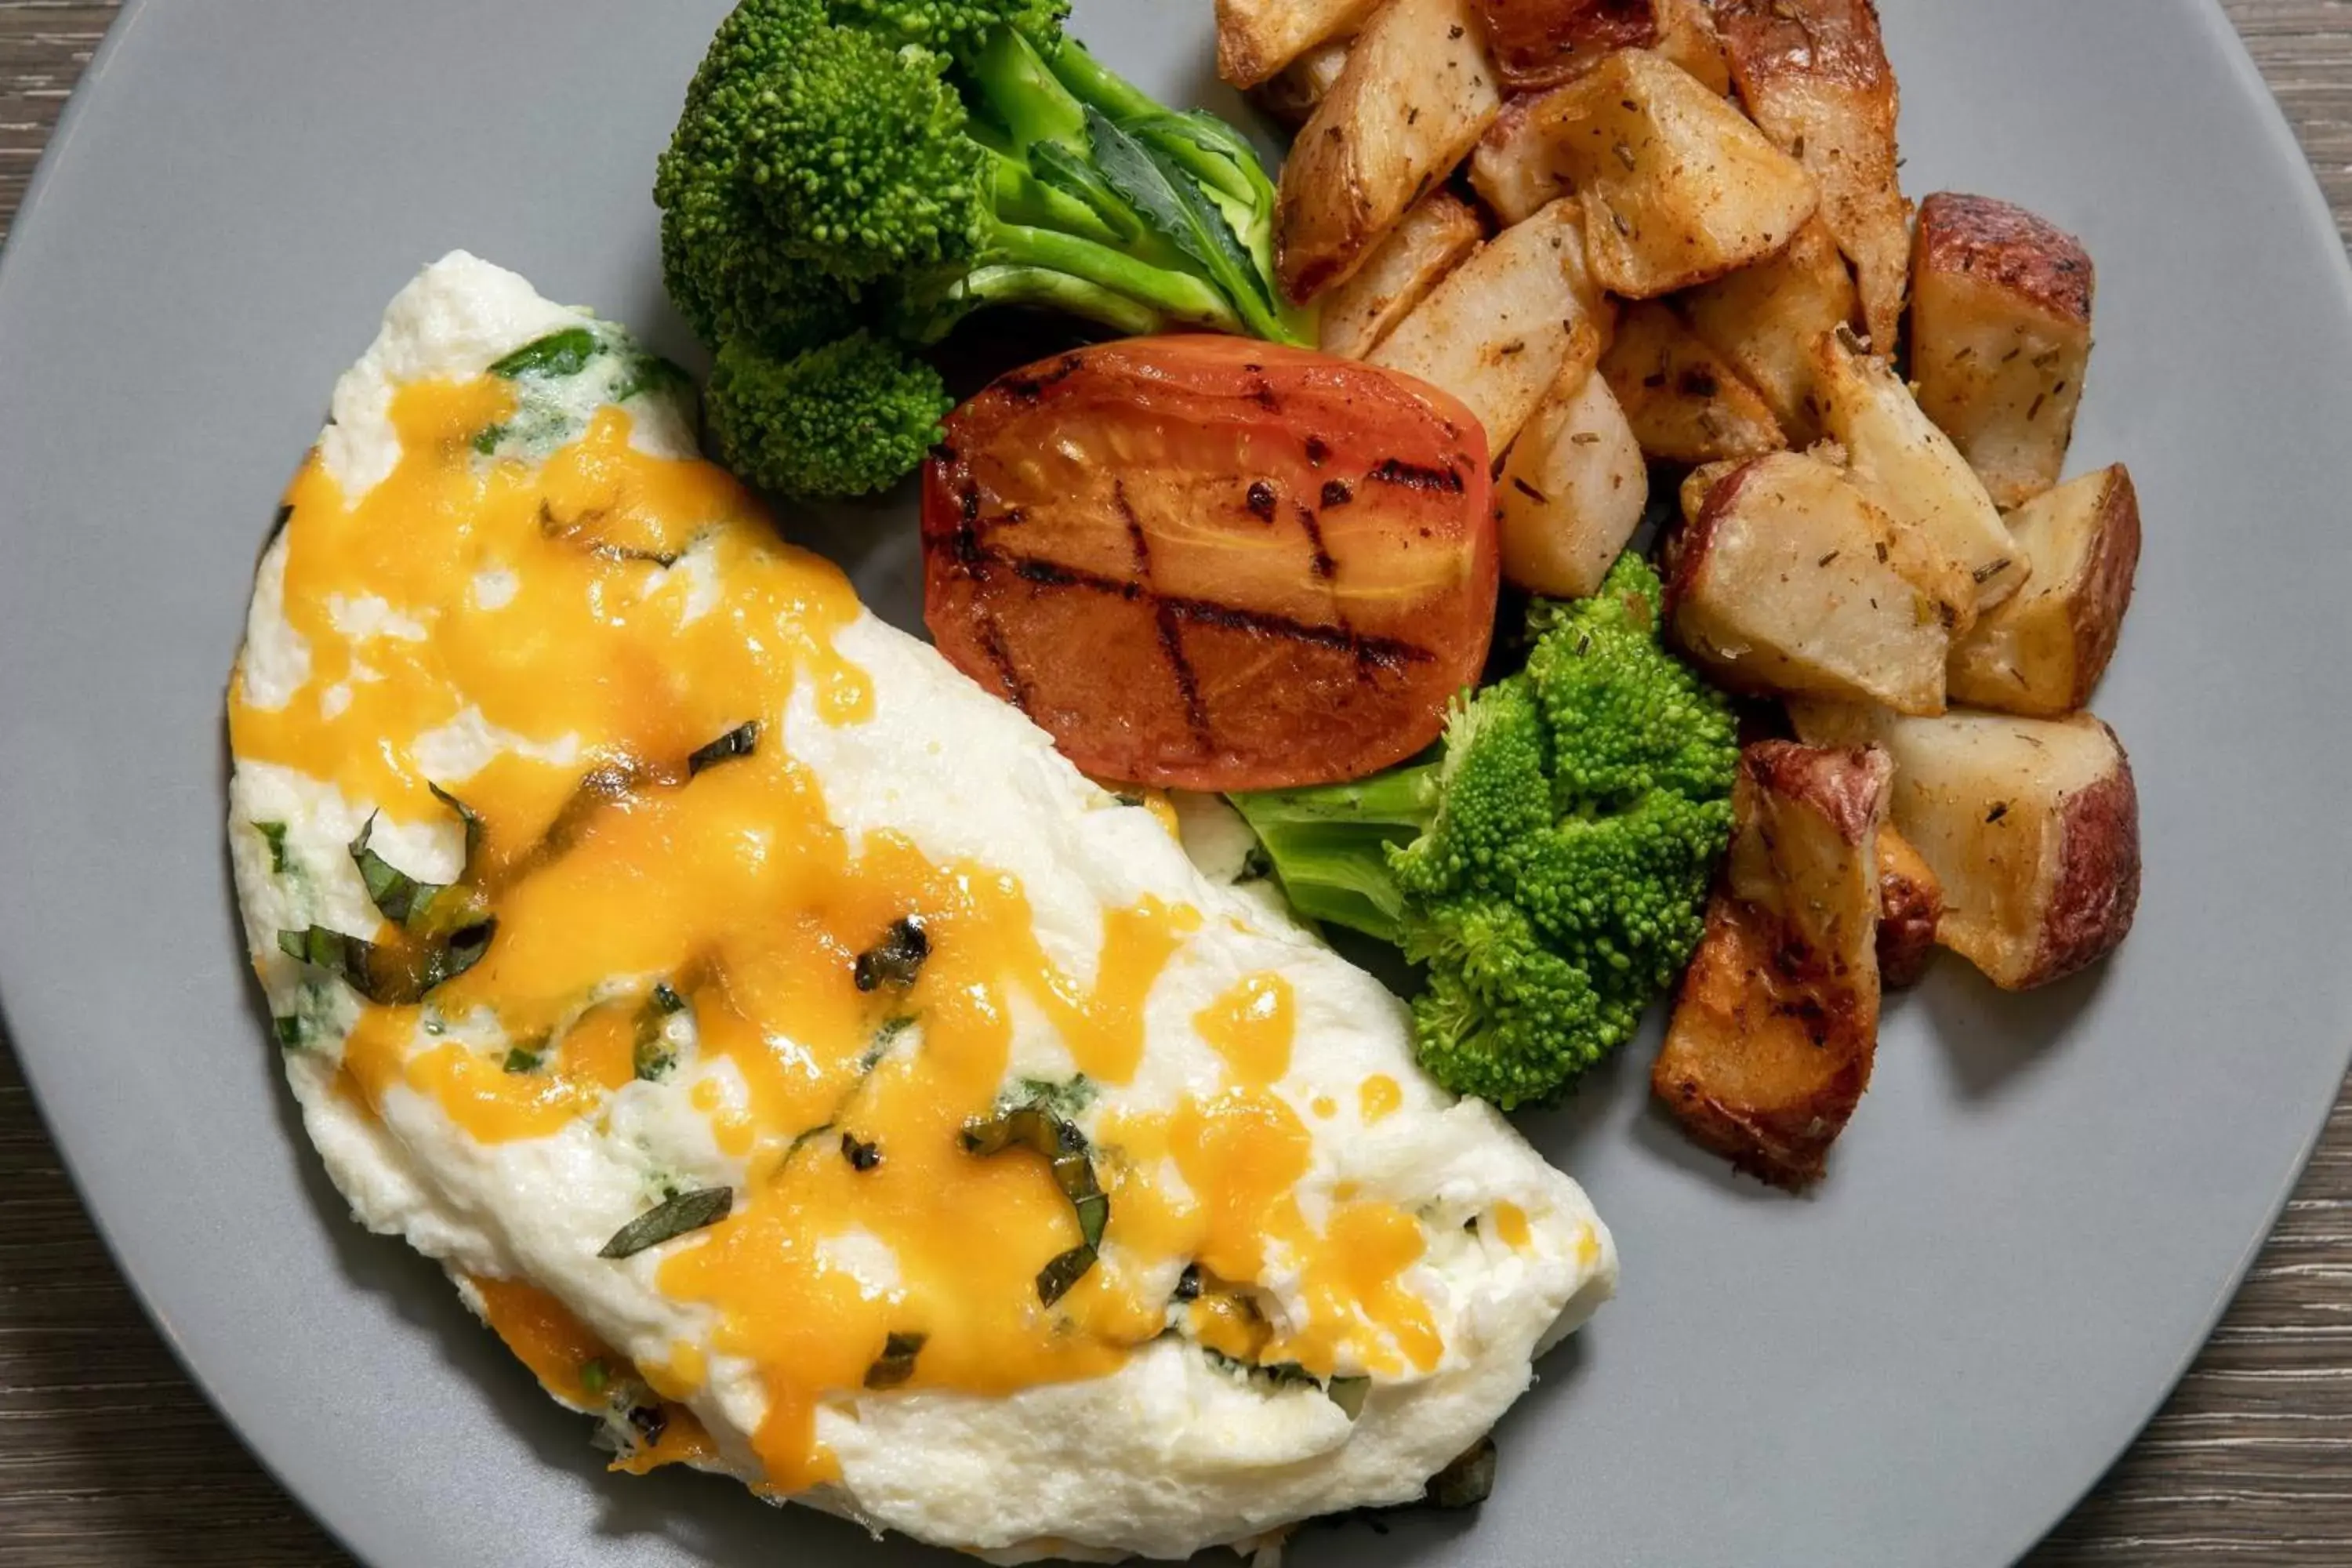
[922,337,1496,791]
[1475,0,1657,91]
[1875,830,1944,989]
[1915,193,2094,326]
[2017,728,2141,989]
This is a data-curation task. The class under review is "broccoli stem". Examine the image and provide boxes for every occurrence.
[967,25,1090,155]
[1228,764,1443,946]
[980,220,1243,331]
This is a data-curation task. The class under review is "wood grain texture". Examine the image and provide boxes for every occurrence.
[0,2,2347,1563]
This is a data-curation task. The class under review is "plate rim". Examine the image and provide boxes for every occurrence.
[1,2,2348,1565]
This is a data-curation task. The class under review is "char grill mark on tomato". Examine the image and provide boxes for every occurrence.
[921,337,1498,792]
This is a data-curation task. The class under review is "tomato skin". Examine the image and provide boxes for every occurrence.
[922,336,1497,791]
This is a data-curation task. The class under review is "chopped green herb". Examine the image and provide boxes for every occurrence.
[255,821,292,877]
[277,926,379,996]
[597,1186,733,1259]
[863,1330,927,1390]
[471,423,508,456]
[961,1102,1108,1251]
[349,815,449,928]
[503,1045,544,1074]
[488,327,599,380]
[1007,1074,1096,1120]
[579,1359,609,1396]
[609,350,690,406]
[633,986,687,1081]
[1425,1436,1497,1508]
[853,917,930,993]
[426,782,486,875]
[1036,1244,1098,1307]
[1327,1375,1371,1420]
[272,1015,306,1050]
[1201,1347,1322,1390]
[786,1122,838,1160]
[686,721,760,776]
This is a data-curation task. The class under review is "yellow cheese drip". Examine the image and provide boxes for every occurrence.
[231,372,1450,1494]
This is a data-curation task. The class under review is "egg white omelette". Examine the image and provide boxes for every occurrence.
[225,252,1616,1561]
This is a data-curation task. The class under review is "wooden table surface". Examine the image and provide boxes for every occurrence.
[3,2,2350,1563]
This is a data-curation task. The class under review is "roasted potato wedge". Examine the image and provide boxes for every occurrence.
[1370,200,1606,449]
[1254,36,1355,128]
[1496,365,1647,597]
[1475,0,1654,92]
[1679,218,1860,443]
[1533,49,1819,299]
[1469,89,1577,225]
[1875,825,1944,989]
[1319,191,1486,361]
[1654,0,1731,94]
[1218,0,1380,89]
[1666,451,1947,713]
[1277,0,1503,300]
[1790,705,2141,990]
[1911,193,2096,507]
[1814,325,2021,623]
[1946,464,2140,717]
[1654,740,1893,1188]
[1714,0,1911,351]
[1602,299,1786,463]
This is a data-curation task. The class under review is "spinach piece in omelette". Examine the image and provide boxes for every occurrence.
[961,1098,1109,1305]
[254,820,292,877]
[598,1185,734,1259]
[473,321,691,460]
[862,1330,926,1390]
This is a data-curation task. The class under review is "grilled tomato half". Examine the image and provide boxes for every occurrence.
[921,337,1497,790]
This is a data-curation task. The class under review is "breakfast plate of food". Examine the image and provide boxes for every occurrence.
[3,1,2350,1564]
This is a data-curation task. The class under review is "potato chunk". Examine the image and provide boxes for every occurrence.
[1318,191,1486,361]
[1666,451,1947,713]
[1813,325,2022,622]
[1254,37,1355,129]
[1277,0,1503,300]
[1946,465,2140,717]
[1475,0,1654,91]
[1218,0,1380,89]
[1370,200,1606,449]
[1496,366,1647,597]
[1468,86,1576,225]
[1875,826,1944,989]
[1601,301,1784,464]
[1679,219,1860,443]
[1714,0,1911,350]
[1911,193,2096,506]
[1531,49,1819,298]
[1653,741,1892,1188]
[1789,705,2142,989]
[1654,0,1731,94]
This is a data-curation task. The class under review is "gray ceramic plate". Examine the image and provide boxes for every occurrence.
[2,2,2348,1564]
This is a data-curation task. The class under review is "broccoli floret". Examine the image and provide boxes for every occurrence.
[1232,556,1740,1110]
[706,334,956,501]
[654,0,1307,498]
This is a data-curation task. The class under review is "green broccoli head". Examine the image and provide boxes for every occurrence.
[1232,553,1740,1112]
[829,0,1069,52]
[704,332,953,499]
[653,0,1301,498]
